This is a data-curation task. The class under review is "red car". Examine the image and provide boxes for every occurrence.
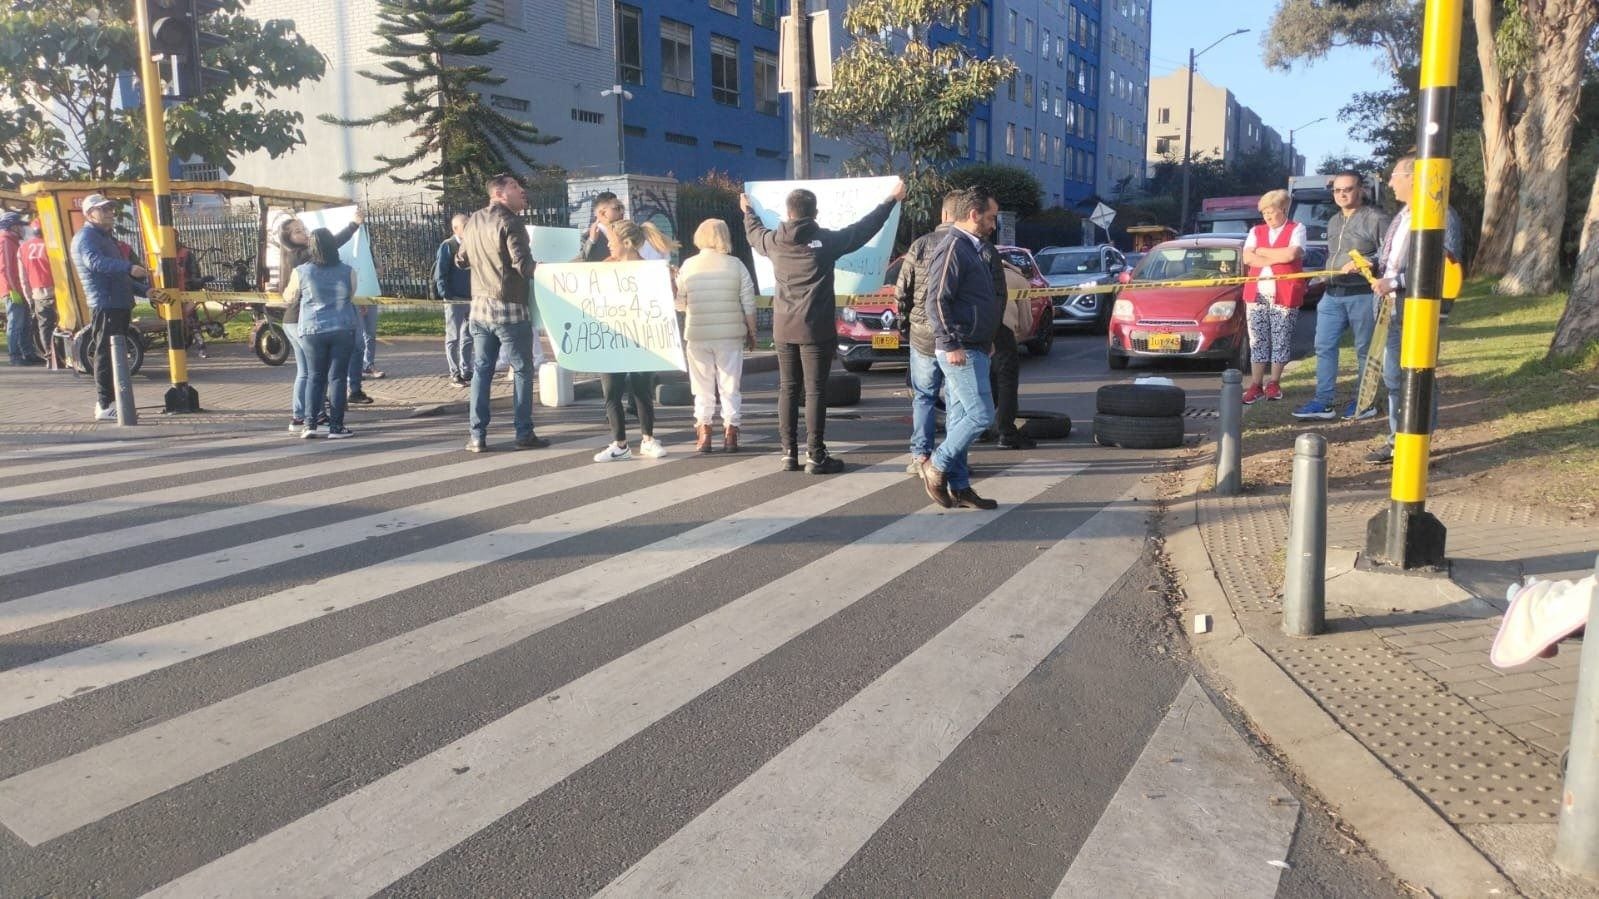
[836,244,1056,372]
[1107,237,1249,370]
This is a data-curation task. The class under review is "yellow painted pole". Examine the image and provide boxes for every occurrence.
[1365,0,1461,569]
[132,1,200,412]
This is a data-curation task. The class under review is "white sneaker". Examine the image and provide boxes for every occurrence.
[638,436,668,459]
[300,425,321,440]
[93,404,116,421]
[287,420,304,435]
[594,443,631,462]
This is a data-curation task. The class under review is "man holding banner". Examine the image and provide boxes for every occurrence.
[741,178,905,473]
[456,174,549,453]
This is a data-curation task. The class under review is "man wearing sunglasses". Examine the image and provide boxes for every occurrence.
[1293,170,1389,421]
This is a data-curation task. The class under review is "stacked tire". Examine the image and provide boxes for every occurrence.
[1092,382,1187,449]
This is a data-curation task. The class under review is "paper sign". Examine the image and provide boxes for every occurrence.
[528,226,582,264]
[295,206,381,297]
[534,260,686,373]
[742,176,901,297]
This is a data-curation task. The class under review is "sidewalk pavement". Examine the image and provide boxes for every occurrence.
[1168,447,1599,896]
[0,336,777,443]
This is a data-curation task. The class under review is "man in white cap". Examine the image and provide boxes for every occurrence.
[70,194,149,419]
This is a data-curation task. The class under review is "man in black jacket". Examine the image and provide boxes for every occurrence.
[896,194,958,475]
[920,187,1001,510]
[743,178,905,473]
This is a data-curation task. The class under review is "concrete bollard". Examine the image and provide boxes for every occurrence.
[108,335,137,426]
[1555,565,1599,879]
[1283,432,1327,636]
[538,362,573,407]
[1214,368,1242,495]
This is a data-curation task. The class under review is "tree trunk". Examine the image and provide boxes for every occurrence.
[1548,158,1599,357]
[1496,0,1598,296]
[1471,0,1519,277]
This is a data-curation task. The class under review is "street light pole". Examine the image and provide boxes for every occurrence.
[602,85,632,175]
[1178,28,1249,233]
[1286,116,1327,176]
[790,0,813,179]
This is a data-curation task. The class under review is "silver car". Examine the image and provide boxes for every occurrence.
[1035,244,1127,332]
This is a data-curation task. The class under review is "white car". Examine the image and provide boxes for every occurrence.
[1035,244,1127,332]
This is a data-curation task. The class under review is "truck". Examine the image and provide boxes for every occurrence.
[1193,195,1262,235]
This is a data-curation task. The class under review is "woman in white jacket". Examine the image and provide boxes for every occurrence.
[676,219,758,453]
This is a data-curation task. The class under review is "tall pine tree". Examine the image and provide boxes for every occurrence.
[320,0,557,205]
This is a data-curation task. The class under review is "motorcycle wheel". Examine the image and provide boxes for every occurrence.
[253,322,290,366]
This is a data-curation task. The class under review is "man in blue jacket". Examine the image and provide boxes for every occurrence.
[920,187,1001,510]
[71,194,149,420]
[434,214,473,385]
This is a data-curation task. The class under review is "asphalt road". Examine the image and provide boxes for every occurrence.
[0,329,1397,898]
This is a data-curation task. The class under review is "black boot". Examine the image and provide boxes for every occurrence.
[805,448,844,474]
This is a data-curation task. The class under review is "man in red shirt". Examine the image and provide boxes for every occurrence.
[18,219,59,368]
[2,211,43,365]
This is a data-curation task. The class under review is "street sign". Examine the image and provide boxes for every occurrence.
[779,10,833,92]
[1090,202,1116,231]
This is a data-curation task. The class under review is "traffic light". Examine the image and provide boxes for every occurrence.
[141,0,229,100]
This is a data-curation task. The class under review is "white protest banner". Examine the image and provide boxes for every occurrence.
[742,176,901,296]
[528,226,582,264]
[534,260,686,373]
[293,206,381,297]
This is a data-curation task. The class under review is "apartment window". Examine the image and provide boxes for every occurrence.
[1007,74,1017,102]
[1066,54,1078,89]
[1022,127,1033,160]
[1041,28,1051,61]
[1068,7,1078,40]
[1053,136,1063,166]
[958,9,970,36]
[1075,102,1086,138]
[714,140,743,153]
[711,35,740,106]
[710,0,737,14]
[755,147,783,159]
[1007,9,1018,43]
[485,0,524,27]
[661,19,694,96]
[1006,122,1016,155]
[570,108,604,124]
[1157,107,1170,124]
[1056,36,1066,63]
[755,48,779,115]
[1023,74,1033,106]
[1086,109,1096,141]
[665,132,698,145]
[955,124,969,156]
[1040,80,1049,113]
[1065,101,1076,133]
[1155,136,1173,154]
[975,119,990,162]
[977,4,990,44]
[1024,19,1034,52]
[624,124,647,138]
[490,94,530,111]
[754,0,777,28]
[1087,151,1097,182]
[618,5,643,85]
[565,0,597,46]
[1054,88,1063,117]
[1088,64,1097,94]
[1039,130,1048,162]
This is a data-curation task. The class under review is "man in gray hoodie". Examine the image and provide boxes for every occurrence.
[742,178,905,473]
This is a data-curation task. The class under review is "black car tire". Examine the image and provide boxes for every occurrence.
[1092,413,1186,449]
[1096,383,1185,418]
[1107,348,1129,370]
[1228,332,1251,371]
[841,359,873,373]
[1023,309,1055,355]
[655,380,694,407]
[825,373,861,407]
[1017,410,1071,440]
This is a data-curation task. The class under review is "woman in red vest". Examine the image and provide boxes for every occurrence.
[1239,189,1305,404]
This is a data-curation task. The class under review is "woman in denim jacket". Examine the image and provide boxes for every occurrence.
[281,229,359,439]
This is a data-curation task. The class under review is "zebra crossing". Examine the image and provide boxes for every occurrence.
[0,421,1309,897]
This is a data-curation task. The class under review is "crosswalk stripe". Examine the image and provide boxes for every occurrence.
[597,488,1147,898]
[0,439,778,727]
[0,436,677,637]
[0,426,598,576]
[1050,676,1300,897]
[0,444,857,846]
[134,461,1075,897]
[0,422,588,540]
[0,434,268,478]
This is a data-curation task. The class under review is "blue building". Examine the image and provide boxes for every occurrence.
[616,1,790,183]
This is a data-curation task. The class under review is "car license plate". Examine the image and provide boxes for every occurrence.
[1147,332,1182,352]
[871,333,900,350]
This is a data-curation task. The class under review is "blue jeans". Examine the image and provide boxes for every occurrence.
[302,328,355,430]
[7,300,34,362]
[357,305,379,369]
[284,320,309,421]
[1312,292,1375,405]
[1384,297,1440,445]
[908,347,944,459]
[444,302,472,377]
[931,348,994,491]
[469,319,534,441]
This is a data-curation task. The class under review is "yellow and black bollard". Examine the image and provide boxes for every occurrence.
[1365,0,1461,569]
[132,1,201,413]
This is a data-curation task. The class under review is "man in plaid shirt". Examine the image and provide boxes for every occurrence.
[456,173,548,453]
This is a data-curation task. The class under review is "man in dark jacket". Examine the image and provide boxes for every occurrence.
[742,178,905,473]
[434,213,473,384]
[70,194,149,419]
[456,173,548,453]
[896,194,958,475]
[920,187,1001,510]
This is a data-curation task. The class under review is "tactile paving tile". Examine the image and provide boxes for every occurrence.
[1197,490,1288,613]
[1274,637,1563,823]
[1183,405,1219,420]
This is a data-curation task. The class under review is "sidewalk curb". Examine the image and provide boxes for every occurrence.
[1164,456,1516,897]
